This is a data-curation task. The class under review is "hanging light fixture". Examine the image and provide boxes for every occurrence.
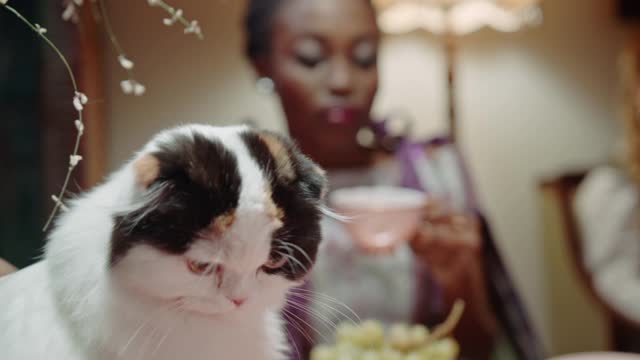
[375,0,542,35]
[373,0,544,140]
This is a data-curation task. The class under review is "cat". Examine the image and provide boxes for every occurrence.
[0,124,327,360]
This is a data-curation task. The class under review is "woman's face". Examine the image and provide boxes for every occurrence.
[261,0,380,169]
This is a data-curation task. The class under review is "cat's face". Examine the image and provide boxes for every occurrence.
[109,125,327,316]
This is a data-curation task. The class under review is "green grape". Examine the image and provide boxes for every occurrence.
[416,338,459,360]
[388,323,412,352]
[379,347,404,360]
[358,320,385,349]
[408,325,429,347]
[349,326,369,348]
[361,350,382,360]
[336,354,354,360]
[310,344,337,360]
[336,323,358,345]
[429,339,459,360]
[313,320,459,360]
[404,352,424,360]
[336,342,362,358]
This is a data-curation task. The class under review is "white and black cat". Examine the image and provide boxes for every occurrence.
[0,124,327,360]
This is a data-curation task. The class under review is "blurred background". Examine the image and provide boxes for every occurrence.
[2,0,640,357]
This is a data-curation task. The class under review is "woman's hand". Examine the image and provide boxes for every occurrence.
[410,201,481,294]
[410,201,498,359]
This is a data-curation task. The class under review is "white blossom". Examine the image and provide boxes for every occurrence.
[69,155,83,167]
[184,20,201,36]
[163,8,182,26]
[73,92,88,110]
[120,79,134,94]
[133,82,146,96]
[0,0,9,6]
[118,55,134,70]
[34,24,47,35]
[121,79,146,96]
[75,119,84,135]
[62,3,78,22]
[73,97,83,111]
[51,195,69,212]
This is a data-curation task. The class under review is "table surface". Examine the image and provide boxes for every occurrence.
[548,353,640,360]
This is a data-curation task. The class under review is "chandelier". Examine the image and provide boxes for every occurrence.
[374,0,543,35]
[373,0,544,141]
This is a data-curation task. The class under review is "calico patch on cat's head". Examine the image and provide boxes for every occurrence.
[109,125,326,315]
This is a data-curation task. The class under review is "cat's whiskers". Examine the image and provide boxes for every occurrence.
[281,310,315,346]
[288,292,359,328]
[282,306,331,344]
[288,288,360,324]
[145,302,183,360]
[284,298,338,334]
[319,204,352,223]
[275,249,308,274]
[118,301,182,358]
[275,241,313,267]
[137,321,161,360]
[281,316,302,360]
[135,302,181,360]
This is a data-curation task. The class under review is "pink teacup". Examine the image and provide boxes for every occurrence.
[330,186,428,253]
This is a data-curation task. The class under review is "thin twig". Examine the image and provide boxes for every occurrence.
[1,3,86,232]
[422,299,465,347]
[150,0,204,40]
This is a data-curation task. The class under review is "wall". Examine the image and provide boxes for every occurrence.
[104,0,627,351]
[105,0,283,167]
[459,0,624,348]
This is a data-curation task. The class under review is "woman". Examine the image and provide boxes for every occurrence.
[244,0,543,359]
[573,40,640,352]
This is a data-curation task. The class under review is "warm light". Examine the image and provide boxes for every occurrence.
[375,0,543,35]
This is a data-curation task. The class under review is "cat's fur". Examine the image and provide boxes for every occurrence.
[0,124,327,360]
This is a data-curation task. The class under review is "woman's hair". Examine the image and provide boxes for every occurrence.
[244,0,376,61]
[244,0,286,61]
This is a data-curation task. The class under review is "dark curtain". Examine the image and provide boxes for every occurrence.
[0,1,79,268]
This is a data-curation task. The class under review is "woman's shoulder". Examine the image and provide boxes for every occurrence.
[574,165,639,231]
[575,165,638,213]
[573,165,640,270]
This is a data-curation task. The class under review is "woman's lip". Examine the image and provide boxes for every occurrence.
[324,107,359,125]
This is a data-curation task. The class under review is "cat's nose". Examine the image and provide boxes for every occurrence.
[231,298,246,307]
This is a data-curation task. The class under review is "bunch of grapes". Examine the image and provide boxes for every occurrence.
[310,320,460,360]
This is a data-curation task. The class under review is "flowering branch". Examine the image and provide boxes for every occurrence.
[1,0,206,231]
[1,1,87,231]
[78,0,204,96]
[148,0,203,39]
[96,0,146,96]
[62,0,83,23]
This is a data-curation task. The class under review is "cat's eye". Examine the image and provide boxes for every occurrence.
[263,256,289,270]
[186,259,215,275]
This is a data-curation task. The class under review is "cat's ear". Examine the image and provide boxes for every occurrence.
[242,128,328,200]
[256,131,296,183]
[296,154,328,201]
[258,130,328,201]
[133,154,161,188]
